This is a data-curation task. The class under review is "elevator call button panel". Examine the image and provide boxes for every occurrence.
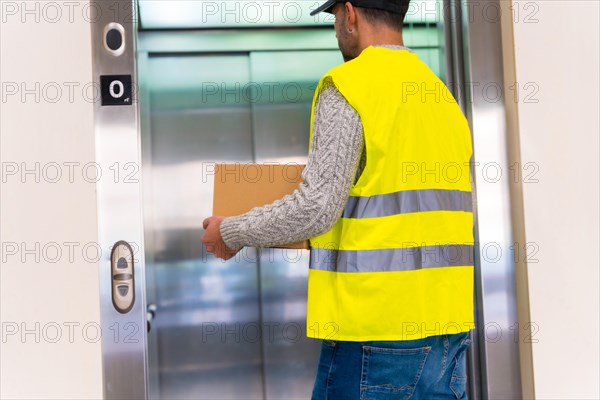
[111,241,135,313]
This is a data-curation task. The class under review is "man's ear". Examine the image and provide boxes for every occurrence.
[345,2,358,30]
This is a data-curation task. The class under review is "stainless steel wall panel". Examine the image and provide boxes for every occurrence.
[91,0,148,398]
[154,256,263,400]
[138,30,339,54]
[249,50,343,399]
[139,50,161,400]
[150,109,254,166]
[250,51,343,164]
[258,250,320,400]
[462,0,523,398]
[142,53,264,400]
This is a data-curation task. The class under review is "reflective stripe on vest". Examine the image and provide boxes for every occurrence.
[307,46,475,342]
[343,189,472,219]
[310,244,475,272]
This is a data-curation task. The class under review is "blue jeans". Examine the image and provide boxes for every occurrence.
[311,332,471,400]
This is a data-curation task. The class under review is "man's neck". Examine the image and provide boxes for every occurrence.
[358,29,404,53]
[373,44,411,51]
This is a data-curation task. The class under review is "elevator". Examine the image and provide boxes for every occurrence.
[137,22,452,399]
[139,38,343,399]
[90,1,524,399]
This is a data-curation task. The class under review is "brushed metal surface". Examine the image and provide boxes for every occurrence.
[462,0,523,398]
[250,50,343,399]
[91,0,148,398]
[139,46,345,400]
[139,51,161,400]
[142,53,263,400]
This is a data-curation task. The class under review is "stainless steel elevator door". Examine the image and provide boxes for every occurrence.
[250,51,343,399]
[147,54,263,400]
[144,50,342,400]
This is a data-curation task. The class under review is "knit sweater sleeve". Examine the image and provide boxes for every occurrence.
[219,83,364,249]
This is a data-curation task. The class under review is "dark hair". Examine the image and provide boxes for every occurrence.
[356,1,410,32]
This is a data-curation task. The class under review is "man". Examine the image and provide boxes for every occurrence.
[202,0,475,398]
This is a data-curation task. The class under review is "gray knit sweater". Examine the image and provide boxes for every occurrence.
[220,46,410,249]
[220,81,362,249]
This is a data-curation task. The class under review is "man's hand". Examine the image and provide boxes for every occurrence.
[201,216,240,260]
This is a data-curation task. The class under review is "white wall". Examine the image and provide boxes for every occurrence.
[0,1,103,398]
[502,1,600,398]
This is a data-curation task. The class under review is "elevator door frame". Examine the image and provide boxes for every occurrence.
[459,0,524,398]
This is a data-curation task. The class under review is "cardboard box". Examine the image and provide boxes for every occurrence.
[213,163,309,250]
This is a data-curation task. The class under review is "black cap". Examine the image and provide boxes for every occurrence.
[310,0,408,16]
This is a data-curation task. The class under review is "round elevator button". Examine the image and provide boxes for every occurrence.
[106,29,123,51]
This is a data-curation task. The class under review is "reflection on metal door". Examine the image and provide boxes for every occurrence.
[250,51,343,399]
[146,54,261,400]
[140,48,342,399]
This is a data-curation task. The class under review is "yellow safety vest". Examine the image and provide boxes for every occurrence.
[307,46,475,342]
